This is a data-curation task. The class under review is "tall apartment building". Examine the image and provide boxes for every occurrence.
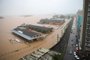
[81,0,90,55]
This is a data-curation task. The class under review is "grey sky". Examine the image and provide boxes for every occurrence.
[0,0,83,16]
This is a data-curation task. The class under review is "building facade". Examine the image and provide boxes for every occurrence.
[82,0,90,52]
[76,10,83,51]
[80,0,90,59]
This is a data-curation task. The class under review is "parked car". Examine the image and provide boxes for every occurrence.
[73,52,80,60]
[76,44,78,47]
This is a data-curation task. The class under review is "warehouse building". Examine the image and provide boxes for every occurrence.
[12,24,53,41]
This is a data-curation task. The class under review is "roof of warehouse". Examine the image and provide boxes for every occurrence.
[12,26,43,41]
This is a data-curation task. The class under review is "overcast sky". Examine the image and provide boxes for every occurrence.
[0,0,83,16]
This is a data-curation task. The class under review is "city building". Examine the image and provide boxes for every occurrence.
[82,0,90,52]
[76,10,83,51]
[79,0,90,59]
[76,10,83,33]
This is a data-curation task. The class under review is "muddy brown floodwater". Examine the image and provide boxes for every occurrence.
[0,15,66,60]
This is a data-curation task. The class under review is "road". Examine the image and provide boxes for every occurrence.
[63,17,77,60]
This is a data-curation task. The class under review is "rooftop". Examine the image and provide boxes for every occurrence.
[19,48,61,60]
[38,18,65,25]
[12,24,53,41]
